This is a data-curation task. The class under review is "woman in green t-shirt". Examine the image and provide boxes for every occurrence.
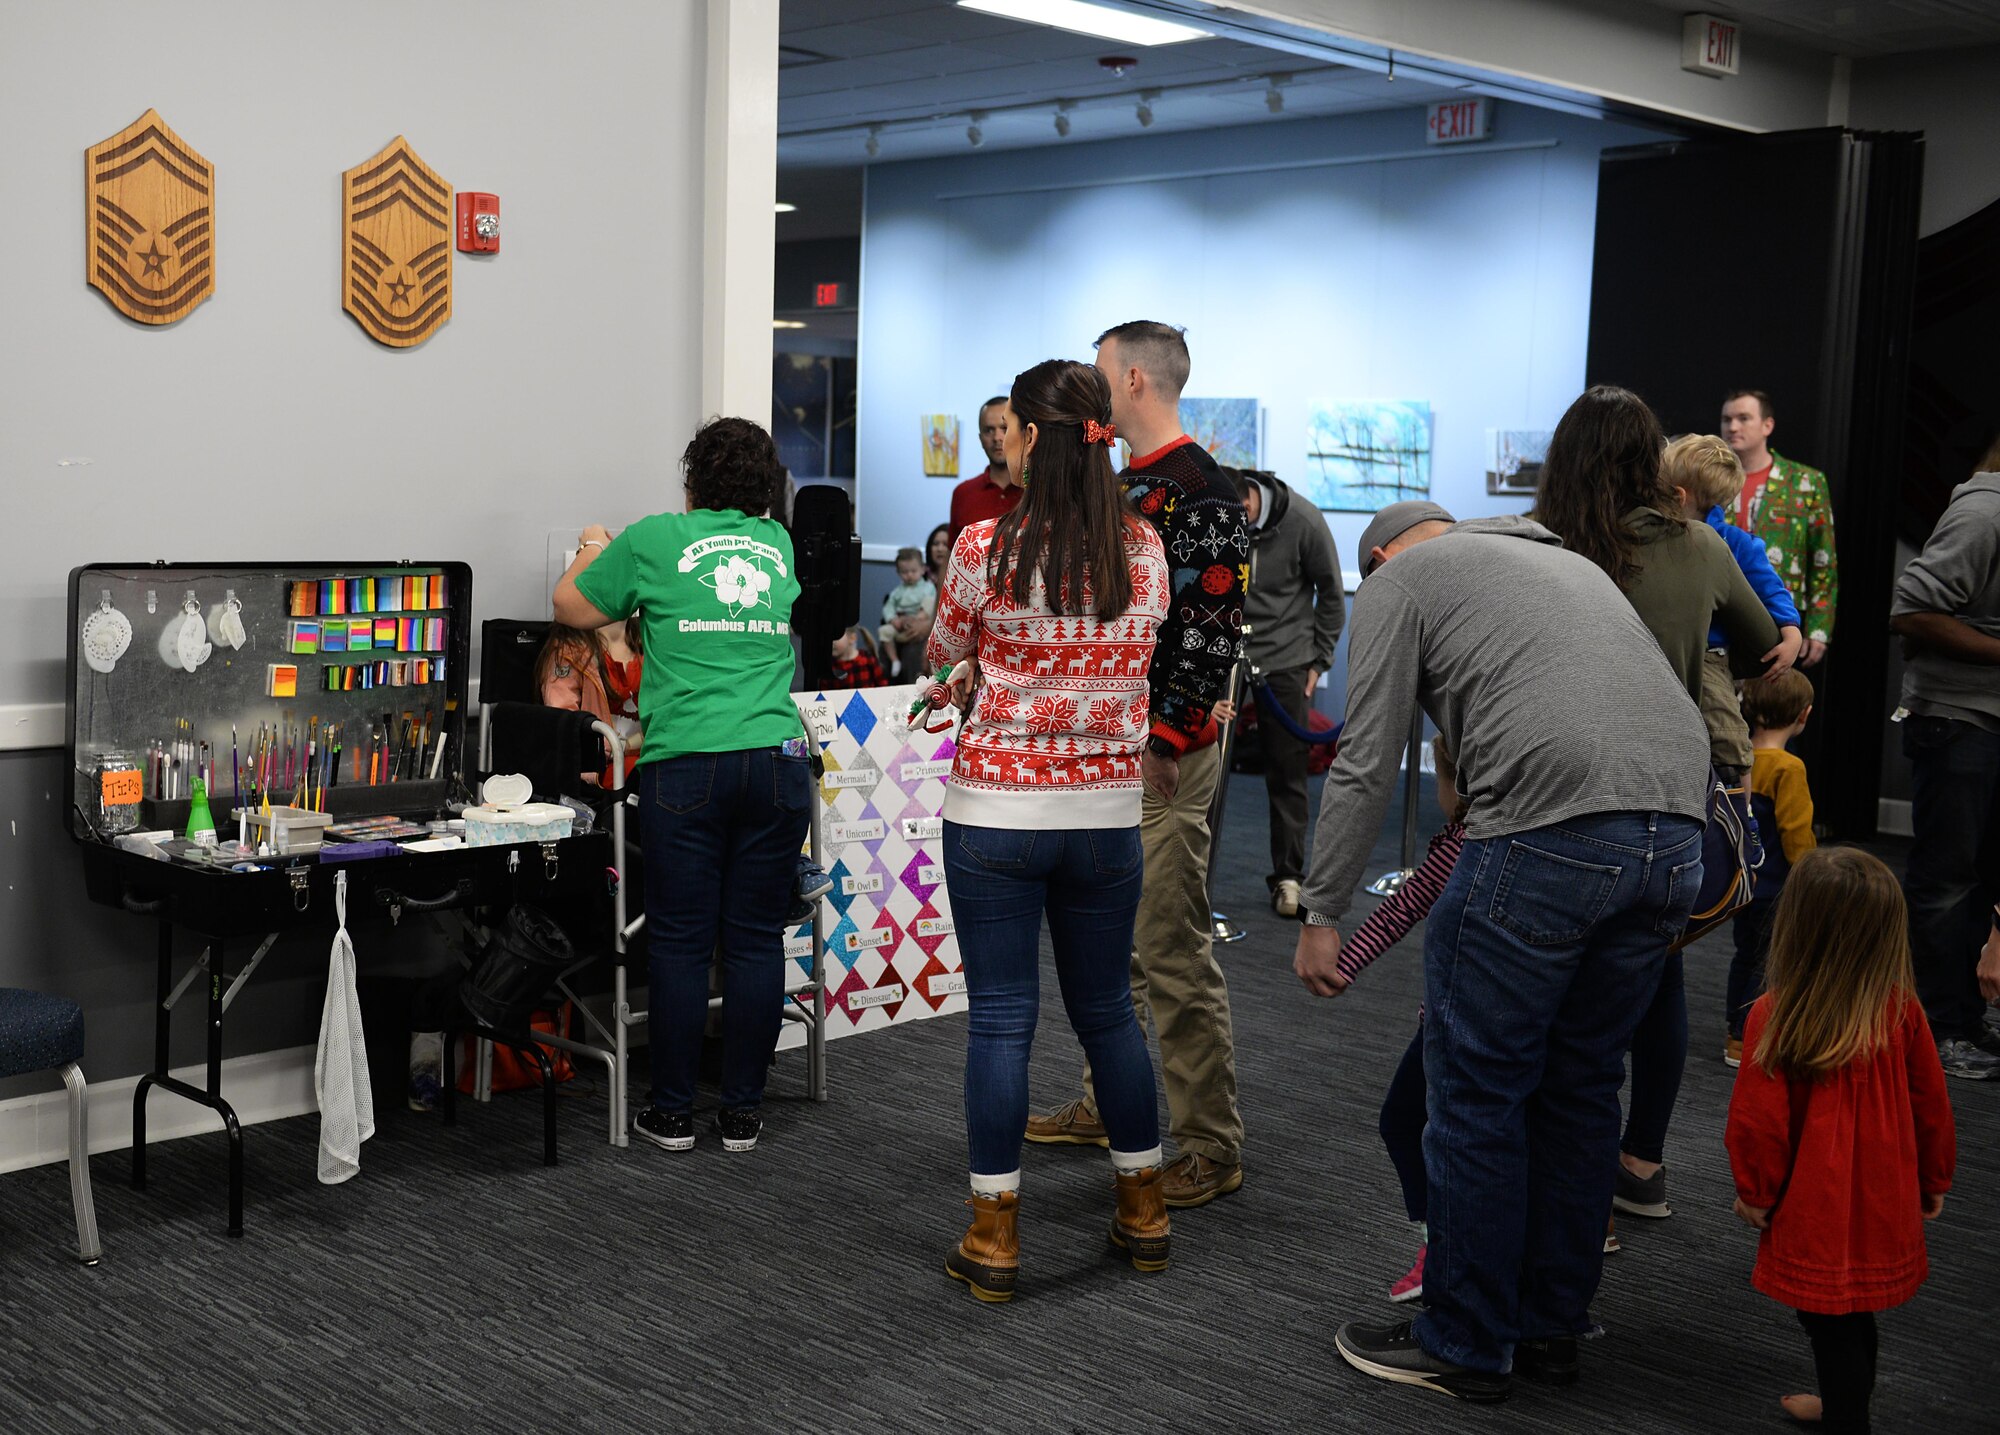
[555,417,808,1156]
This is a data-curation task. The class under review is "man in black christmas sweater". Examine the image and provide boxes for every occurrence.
[1025,320,1251,1209]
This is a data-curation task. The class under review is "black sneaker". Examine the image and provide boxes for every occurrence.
[633,1107,695,1152]
[1513,1337,1579,1386]
[1334,1320,1511,1403]
[714,1107,762,1153]
[1970,1026,2000,1058]
[1613,1161,1672,1219]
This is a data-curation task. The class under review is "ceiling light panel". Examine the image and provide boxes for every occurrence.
[955,0,1209,48]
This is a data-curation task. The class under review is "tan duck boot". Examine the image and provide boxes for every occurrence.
[1110,1166,1172,1273]
[946,1190,1019,1302]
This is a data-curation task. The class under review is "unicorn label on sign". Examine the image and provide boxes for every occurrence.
[828,818,885,845]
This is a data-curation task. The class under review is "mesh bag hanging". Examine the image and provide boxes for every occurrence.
[316,870,377,1183]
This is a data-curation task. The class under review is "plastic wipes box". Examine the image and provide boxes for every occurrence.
[462,802,574,846]
[243,806,335,855]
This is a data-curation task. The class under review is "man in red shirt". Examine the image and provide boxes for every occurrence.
[947,397,1020,543]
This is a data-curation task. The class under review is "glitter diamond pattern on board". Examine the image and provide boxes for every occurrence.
[790,685,959,1042]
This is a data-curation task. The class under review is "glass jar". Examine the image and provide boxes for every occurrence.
[95,751,144,835]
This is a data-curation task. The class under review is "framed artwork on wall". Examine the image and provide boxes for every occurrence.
[1180,397,1261,469]
[921,415,960,477]
[1302,401,1433,512]
[1486,429,1552,496]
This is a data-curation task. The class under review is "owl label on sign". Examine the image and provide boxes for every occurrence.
[343,137,453,348]
[86,109,215,325]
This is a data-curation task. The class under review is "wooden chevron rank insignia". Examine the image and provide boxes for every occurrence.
[342,137,452,348]
[86,109,215,325]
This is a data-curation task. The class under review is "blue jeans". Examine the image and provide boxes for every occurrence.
[1620,949,1684,1165]
[1415,811,1702,1374]
[640,748,812,1114]
[943,821,1160,1178]
[1902,714,2000,1042]
[1379,1026,1428,1224]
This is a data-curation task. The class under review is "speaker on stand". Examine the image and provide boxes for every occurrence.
[789,484,862,693]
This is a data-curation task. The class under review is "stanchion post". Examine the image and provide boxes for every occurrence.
[1206,658,1248,944]
[1365,706,1425,897]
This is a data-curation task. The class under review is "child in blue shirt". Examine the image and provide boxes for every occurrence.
[1664,434,1803,776]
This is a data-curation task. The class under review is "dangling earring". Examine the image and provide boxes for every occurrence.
[1018,457,1031,487]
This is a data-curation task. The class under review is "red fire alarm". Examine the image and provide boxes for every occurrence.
[456,193,499,253]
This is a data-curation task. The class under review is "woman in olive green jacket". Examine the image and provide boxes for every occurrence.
[1533,384,1783,1239]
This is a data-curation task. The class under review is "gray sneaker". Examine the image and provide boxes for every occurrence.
[1612,1162,1671,1219]
[1938,1037,2000,1081]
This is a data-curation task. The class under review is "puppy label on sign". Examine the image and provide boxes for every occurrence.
[1425,98,1491,145]
[903,817,944,841]
[1682,13,1740,76]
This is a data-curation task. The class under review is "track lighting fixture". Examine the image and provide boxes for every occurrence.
[1265,74,1288,113]
[967,111,987,147]
[865,124,881,158]
[1055,101,1074,137]
[1136,91,1157,127]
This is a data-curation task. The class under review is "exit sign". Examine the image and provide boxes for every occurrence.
[813,281,848,308]
[1425,98,1492,145]
[1682,13,1740,76]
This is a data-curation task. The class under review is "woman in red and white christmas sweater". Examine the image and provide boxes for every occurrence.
[925,358,1173,1304]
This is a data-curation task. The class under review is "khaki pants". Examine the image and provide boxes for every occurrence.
[1082,741,1243,1164]
[1699,649,1754,772]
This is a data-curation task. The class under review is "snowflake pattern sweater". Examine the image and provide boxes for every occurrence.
[1122,437,1250,753]
[926,516,1169,829]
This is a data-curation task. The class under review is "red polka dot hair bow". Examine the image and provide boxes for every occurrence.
[1084,419,1117,446]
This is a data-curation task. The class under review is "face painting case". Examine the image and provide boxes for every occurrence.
[65,560,610,935]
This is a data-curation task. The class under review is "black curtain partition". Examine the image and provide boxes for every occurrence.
[1583,127,1924,839]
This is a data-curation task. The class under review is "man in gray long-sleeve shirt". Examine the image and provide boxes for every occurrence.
[1297,505,1710,1402]
[1231,469,1344,915]
[1889,463,2000,1080]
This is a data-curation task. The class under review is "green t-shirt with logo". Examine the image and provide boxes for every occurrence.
[573,508,802,764]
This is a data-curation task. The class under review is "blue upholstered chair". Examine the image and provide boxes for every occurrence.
[0,989,101,1264]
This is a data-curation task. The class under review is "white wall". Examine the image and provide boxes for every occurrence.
[856,103,1661,565]
[1850,44,2000,235]
[0,0,706,710]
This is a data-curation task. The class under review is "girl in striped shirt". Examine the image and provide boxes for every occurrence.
[1329,736,1466,1303]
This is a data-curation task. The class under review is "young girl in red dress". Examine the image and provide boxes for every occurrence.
[1725,847,1956,1433]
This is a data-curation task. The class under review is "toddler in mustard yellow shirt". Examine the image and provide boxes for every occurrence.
[1726,668,1818,1065]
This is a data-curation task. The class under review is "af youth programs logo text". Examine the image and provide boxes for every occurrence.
[678,537,792,635]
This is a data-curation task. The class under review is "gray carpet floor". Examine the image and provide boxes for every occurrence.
[2,775,1995,1434]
